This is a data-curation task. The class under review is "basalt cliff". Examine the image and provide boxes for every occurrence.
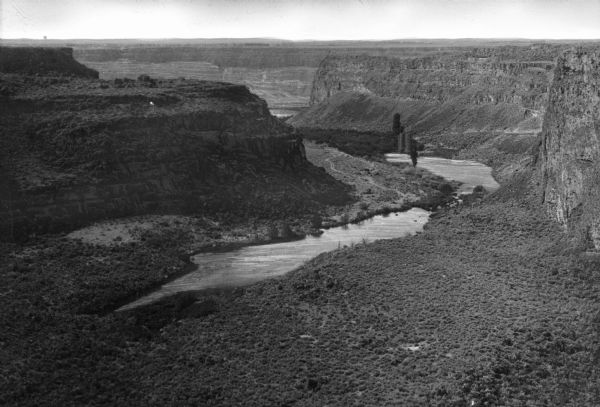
[0,46,99,78]
[292,46,559,135]
[539,49,600,248]
[289,46,566,180]
[0,48,350,241]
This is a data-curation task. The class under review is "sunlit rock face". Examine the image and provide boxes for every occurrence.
[310,48,555,108]
[293,46,559,134]
[539,48,600,247]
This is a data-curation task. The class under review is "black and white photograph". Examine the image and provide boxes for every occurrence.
[1,0,600,405]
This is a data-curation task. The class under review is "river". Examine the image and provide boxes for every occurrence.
[118,154,498,311]
[119,208,429,310]
[385,153,500,194]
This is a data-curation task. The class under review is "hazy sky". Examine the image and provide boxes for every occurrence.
[2,0,600,40]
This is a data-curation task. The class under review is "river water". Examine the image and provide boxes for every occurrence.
[119,154,498,311]
[385,153,500,194]
[119,209,430,310]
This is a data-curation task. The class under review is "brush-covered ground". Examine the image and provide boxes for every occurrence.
[297,127,397,158]
[304,141,456,225]
[2,168,600,406]
[65,141,454,252]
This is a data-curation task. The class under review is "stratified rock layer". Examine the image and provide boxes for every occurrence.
[291,46,558,135]
[0,47,99,78]
[0,53,350,240]
[539,49,600,247]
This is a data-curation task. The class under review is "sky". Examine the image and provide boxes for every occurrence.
[1,0,600,40]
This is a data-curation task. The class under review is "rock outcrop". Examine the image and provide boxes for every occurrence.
[0,47,99,78]
[539,49,600,248]
[0,49,351,241]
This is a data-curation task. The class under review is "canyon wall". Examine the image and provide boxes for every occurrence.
[70,45,477,114]
[0,48,350,240]
[0,47,99,78]
[291,46,559,135]
[72,45,470,69]
[309,51,554,109]
[539,49,600,248]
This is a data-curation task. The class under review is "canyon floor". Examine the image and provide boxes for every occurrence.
[61,142,451,252]
[2,151,600,406]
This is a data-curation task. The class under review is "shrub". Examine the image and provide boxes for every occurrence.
[392,113,402,135]
[174,292,198,312]
[438,182,454,195]
[267,224,278,240]
[279,222,294,239]
[473,185,487,196]
[298,128,394,157]
[140,227,192,249]
[310,214,323,229]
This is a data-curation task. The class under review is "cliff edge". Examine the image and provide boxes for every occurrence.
[0,53,351,240]
[0,47,99,78]
[291,47,558,135]
[539,48,600,248]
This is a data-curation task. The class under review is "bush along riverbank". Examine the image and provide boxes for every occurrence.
[64,141,458,252]
[3,167,600,405]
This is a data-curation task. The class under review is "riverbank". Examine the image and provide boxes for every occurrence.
[14,141,453,314]
[128,192,600,406]
[4,167,600,405]
[305,141,457,224]
[1,141,455,316]
[64,141,454,252]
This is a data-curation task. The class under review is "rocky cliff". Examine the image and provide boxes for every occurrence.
[539,49,600,248]
[309,49,555,108]
[0,49,351,240]
[0,46,99,78]
[291,46,559,135]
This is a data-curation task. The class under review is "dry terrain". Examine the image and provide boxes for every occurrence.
[63,141,453,251]
[3,170,600,406]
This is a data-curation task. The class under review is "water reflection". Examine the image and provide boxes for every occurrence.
[119,208,429,310]
[385,153,500,194]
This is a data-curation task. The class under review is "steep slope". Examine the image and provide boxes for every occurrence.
[0,46,99,78]
[291,47,557,135]
[539,48,600,248]
[0,49,352,241]
[289,46,564,179]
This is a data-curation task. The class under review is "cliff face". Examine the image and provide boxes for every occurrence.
[0,47,99,78]
[0,60,350,240]
[539,49,600,248]
[310,52,553,109]
[292,46,559,135]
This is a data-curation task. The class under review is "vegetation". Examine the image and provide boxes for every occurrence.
[310,213,323,229]
[392,113,401,135]
[3,174,600,405]
[298,127,396,158]
[393,112,405,153]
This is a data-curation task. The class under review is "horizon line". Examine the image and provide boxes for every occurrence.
[2,36,600,42]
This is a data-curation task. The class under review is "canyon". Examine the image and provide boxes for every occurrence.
[0,46,353,241]
[293,44,600,250]
[288,46,567,183]
[3,40,600,406]
[293,46,559,133]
